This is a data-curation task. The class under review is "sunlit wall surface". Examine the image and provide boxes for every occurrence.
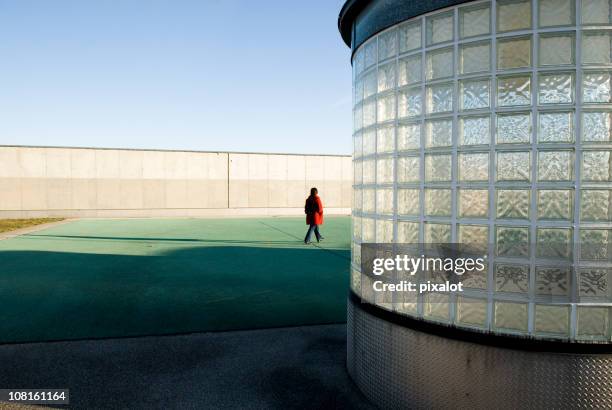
[351,0,612,342]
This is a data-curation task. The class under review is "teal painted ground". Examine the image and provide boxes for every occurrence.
[0,217,351,343]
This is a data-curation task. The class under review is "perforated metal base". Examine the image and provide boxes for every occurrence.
[347,298,612,409]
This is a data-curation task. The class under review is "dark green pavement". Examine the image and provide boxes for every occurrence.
[0,217,351,344]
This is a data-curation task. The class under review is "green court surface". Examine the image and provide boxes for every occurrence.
[0,217,351,344]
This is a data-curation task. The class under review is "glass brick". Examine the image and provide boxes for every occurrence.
[378,29,397,61]
[581,189,612,221]
[538,112,573,143]
[353,48,365,77]
[535,305,569,336]
[398,87,422,118]
[425,223,452,243]
[460,115,491,146]
[582,151,611,181]
[399,20,422,53]
[459,189,489,218]
[363,188,375,212]
[377,125,394,154]
[538,189,573,220]
[353,105,362,131]
[539,34,575,65]
[580,229,610,260]
[362,129,376,155]
[582,32,612,65]
[426,118,453,148]
[539,0,575,27]
[362,218,375,242]
[424,293,450,322]
[497,36,531,69]
[579,268,610,296]
[497,189,530,219]
[460,4,491,38]
[536,227,573,259]
[495,263,529,293]
[496,226,530,257]
[498,76,531,107]
[462,263,489,289]
[458,225,489,252]
[397,156,420,183]
[582,0,612,24]
[539,73,573,104]
[425,154,452,181]
[377,93,396,123]
[425,189,452,216]
[427,11,454,45]
[376,157,394,184]
[397,221,419,243]
[363,100,376,127]
[497,113,532,144]
[536,266,571,296]
[398,55,422,86]
[353,133,363,158]
[376,219,394,243]
[459,152,489,181]
[582,112,612,142]
[461,79,490,110]
[426,47,454,80]
[538,151,573,181]
[456,297,487,327]
[364,40,377,69]
[377,62,396,93]
[354,78,364,105]
[497,151,531,181]
[398,188,420,216]
[577,306,609,340]
[397,123,421,151]
[426,83,454,114]
[583,72,612,103]
[363,71,377,99]
[353,188,363,211]
[460,41,491,74]
[363,159,375,184]
[494,301,528,332]
[376,188,394,214]
[497,0,532,32]
[354,161,363,185]
[353,216,362,240]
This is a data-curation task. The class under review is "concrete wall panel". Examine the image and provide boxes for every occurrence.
[71,179,97,209]
[21,179,46,210]
[142,151,166,179]
[19,148,46,178]
[0,146,350,217]
[0,178,21,210]
[47,178,72,210]
[0,148,20,178]
[119,151,143,179]
[143,180,166,209]
[95,150,120,179]
[45,148,71,179]
[71,149,96,178]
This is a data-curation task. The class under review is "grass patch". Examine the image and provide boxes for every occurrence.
[0,218,64,233]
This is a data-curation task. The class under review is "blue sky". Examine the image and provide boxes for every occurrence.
[0,0,352,154]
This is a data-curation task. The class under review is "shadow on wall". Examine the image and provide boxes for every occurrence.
[0,245,350,344]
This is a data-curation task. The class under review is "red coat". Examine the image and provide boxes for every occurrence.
[305,195,324,225]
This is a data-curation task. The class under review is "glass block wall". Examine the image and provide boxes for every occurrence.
[351,0,612,342]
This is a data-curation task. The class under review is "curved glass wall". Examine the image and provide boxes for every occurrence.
[351,0,612,342]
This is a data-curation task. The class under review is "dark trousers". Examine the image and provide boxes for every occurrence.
[304,224,321,243]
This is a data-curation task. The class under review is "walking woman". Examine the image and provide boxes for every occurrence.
[304,187,324,244]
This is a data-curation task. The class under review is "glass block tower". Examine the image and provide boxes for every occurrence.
[339,0,612,407]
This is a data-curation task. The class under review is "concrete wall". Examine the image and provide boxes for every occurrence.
[0,146,352,218]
